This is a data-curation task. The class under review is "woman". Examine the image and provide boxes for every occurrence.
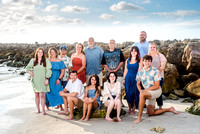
[26,48,52,115]
[103,72,122,122]
[45,47,65,111]
[80,74,101,121]
[123,46,140,115]
[149,42,167,109]
[71,43,86,84]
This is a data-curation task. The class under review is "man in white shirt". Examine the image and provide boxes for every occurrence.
[59,70,84,120]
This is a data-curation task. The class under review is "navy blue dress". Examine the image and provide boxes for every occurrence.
[125,59,139,108]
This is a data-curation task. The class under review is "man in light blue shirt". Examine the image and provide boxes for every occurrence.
[84,37,104,86]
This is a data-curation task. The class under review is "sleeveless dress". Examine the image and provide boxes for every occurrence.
[72,57,86,84]
[88,89,101,109]
[45,61,65,107]
[125,59,140,108]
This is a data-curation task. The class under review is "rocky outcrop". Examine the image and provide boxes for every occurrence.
[185,79,200,98]
[186,99,200,115]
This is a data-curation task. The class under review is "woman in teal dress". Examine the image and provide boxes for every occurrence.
[80,74,101,121]
[26,48,52,115]
[123,46,140,115]
[45,47,66,111]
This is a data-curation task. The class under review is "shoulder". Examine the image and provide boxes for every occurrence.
[115,81,121,86]
[104,81,109,86]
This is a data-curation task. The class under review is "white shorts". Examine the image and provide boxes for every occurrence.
[146,88,162,106]
[86,72,103,86]
[117,76,124,89]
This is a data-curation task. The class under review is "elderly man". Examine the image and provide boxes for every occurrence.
[59,70,84,120]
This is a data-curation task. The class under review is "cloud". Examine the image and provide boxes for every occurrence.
[152,10,200,18]
[99,13,114,19]
[2,0,42,5]
[61,6,89,13]
[42,15,82,24]
[143,0,151,4]
[45,4,58,12]
[110,1,144,11]
[113,21,121,24]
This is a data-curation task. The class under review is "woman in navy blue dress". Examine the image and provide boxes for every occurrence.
[123,46,140,115]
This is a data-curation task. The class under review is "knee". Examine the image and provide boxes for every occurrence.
[40,93,45,98]
[110,100,115,105]
[116,99,121,106]
[139,93,144,98]
[67,96,72,102]
[148,111,155,116]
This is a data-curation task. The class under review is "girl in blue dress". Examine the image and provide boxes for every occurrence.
[80,74,101,121]
[123,46,140,115]
[45,47,66,111]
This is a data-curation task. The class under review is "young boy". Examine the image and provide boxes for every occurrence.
[134,55,178,124]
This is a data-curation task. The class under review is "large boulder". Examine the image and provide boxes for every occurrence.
[162,63,179,94]
[185,78,200,98]
[178,73,199,89]
[186,99,200,116]
[182,42,200,73]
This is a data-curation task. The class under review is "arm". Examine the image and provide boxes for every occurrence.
[56,68,65,85]
[122,59,128,85]
[77,54,86,74]
[138,60,143,71]
[89,86,101,102]
[145,81,160,91]
[104,65,111,72]
[113,62,123,72]
[158,60,167,72]
[26,58,34,77]
[136,81,142,92]
[104,82,114,100]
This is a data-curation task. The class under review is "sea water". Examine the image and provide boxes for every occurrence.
[0,64,34,134]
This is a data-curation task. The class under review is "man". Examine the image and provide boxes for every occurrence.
[133,55,178,124]
[133,31,150,70]
[58,45,72,88]
[59,70,84,120]
[84,37,104,86]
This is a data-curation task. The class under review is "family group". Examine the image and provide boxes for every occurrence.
[26,31,178,124]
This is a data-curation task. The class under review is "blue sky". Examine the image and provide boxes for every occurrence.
[0,0,199,43]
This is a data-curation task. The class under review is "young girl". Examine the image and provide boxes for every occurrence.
[80,74,101,121]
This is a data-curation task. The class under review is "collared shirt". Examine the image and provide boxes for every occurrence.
[58,55,72,81]
[65,78,84,100]
[102,48,125,77]
[132,41,150,58]
[84,45,104,75]
[136,66,161,90]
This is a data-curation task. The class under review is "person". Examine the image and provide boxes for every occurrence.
[103,72,122,122]
[132,31,150,70]
[84,37,104,86]
[45,47,65,111]
[80,74,101,121]
[26,48,52,115]
[149,42,167,109]
[71,43,86,84]
[133,55,178,124]
[123,46,140,115]
[59,70,84,120]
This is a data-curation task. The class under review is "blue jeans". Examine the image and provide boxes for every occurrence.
[156,78,164,107]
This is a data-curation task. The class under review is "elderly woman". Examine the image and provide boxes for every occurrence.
[149,42,167,109]
[103,72,122,122]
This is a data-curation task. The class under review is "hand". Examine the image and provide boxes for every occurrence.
[44,79,49,86]
[114,99,117,109]
[59,91,64,96]
[29,71,34,78]
[122,79,125,85]
[56,79,60,85]
[89,98,93,103]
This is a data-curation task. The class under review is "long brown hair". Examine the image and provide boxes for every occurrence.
[48,47,58,59]
[129,46,140,63]
[34,48,46,67]
[87,74,100,94]
[76,43,85,54]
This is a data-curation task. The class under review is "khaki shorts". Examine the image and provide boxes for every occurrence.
[75,98,83,108]
[146,88,162,106]
[86,72,103,86]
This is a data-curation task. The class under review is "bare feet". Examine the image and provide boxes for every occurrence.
[46,106,50,111]
[105,117,113,122]
[133,118,142,124]
[117,117,122,122]
[79,116,85,121]
[170,107,179,114]
[58,111,69,115]
[66,116,74,120]
[55,106,59,109]
[159,106,163,109]
[42,112,47,115]
[36,110,40,114]
[84,117,89,122]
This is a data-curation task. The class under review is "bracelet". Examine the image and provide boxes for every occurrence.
[58,78,61,81]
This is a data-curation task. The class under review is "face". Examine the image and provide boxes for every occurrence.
[90,76,97,85]
[37,49,43,58]
[140,31,147,42]
[131,49,138,57]
[150,44,157,53]
[109,40,115,50]
[143,59,152,68]
[50,49,57,58]
[70,73,77,81]
[109,73,116,83]
[76,44,82,53]
[88,38,95,48]
[60,49,67,55]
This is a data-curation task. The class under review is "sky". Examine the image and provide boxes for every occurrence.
[0,0,200,44]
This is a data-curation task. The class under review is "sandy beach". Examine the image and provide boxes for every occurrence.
[1,76,200,134]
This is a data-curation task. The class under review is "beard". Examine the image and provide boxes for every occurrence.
[140,37,146,42]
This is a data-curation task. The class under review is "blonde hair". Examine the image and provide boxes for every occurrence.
[76,43,85,54]
[48,47,58,59]
[148,42,160,56]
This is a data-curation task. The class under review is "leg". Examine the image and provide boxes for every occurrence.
[116,99,122,121]
[156,94,163,109]
[154,106,179,115]
[80,98,89,121]
[66,96,79,120]
[104,100,115,121]
[84,103,92,121]
[35,92,40,114]
[40,92,46,115]
[58,96,69,115]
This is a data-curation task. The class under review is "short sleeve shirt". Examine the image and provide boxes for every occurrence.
[136,66,162,90]
[58,55,72,81]
[65,78,84,100]
[132,41,150,58]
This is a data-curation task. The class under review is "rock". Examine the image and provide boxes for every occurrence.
[168,93,179,100]
[186,99,200,115]
[19,71,26,75]
[178,73,199,89]
[174,89,185,97]
[185,78,200,98]
[162,63,179,94]
[150,126,165,133]
[162,94,167,100]
[181,98,194,103]
[182,42,200,73]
